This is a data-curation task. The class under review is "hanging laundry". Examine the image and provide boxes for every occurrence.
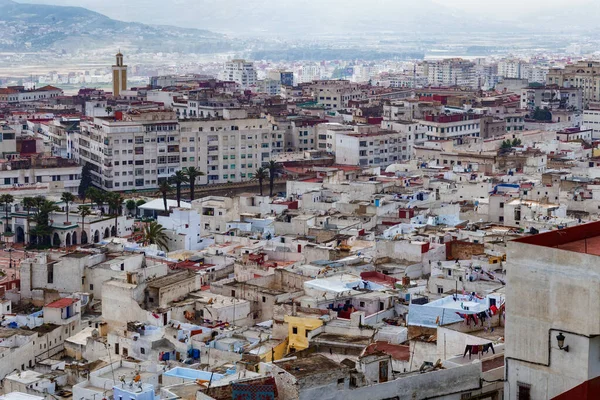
[482,343,495,354]
[463,345,473,359]
[490,305,498,315]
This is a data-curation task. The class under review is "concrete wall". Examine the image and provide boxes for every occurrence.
[277,361,483,400]
[505,238,600,399]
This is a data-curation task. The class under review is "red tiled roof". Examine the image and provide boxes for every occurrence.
[363,341,410,361]
[45,297,76,308]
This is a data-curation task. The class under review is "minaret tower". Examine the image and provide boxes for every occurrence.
[112,51,127,97]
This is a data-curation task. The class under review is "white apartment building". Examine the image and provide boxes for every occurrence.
[179,110,282,184]
[310,80,366,110]
[297,65,322,84]
[582,107,600,139]
[521,65,548,84]
[0,157,81,194]
[0,85,63,104]
[497,59,522,79]
[218,59,257,89]
[506,225,600,400]
[426,59,476,87]
[75,111,180,191]
[335,130,406,167]
[417,114,482,144]
[380,120,427,159]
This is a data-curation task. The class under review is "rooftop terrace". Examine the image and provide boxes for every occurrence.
[513,221,600,256]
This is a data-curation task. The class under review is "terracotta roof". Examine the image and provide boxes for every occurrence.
[45,298,76,308]
[363,341,410,361]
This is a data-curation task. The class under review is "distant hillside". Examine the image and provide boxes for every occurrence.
[0,0,238,53]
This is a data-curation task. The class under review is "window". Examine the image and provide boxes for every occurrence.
[517,382,531,400]
[499,202,504,208]
[90,284,94,290]
[47,265,54,284]
[292,327,298,334]
[262,296,266,303]
[140,348,145,354]
[359,301,365,307]
[437,286,443,294]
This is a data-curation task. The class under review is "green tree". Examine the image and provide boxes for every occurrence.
[185,167,204,202]
[136,200,146,218]
[86,187,106,214]
[61,192,75,223]
[106,193,123,237]
[22,197,36,244]
[30,199,60,246]
[158,180,172,212]
[254,167,268,196]
[0,194,14,234]
[170,170,188,208]
[78,163,93,200]
[512,138,522,147]
[125,199,136,216]
[143,221,169,251]
[78,205,92,244]
[267,160,279,197]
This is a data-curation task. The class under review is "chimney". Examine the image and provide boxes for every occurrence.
[292,302,297,316]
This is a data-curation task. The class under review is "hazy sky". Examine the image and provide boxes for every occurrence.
[15,0,594,35]
[18,0,588,21]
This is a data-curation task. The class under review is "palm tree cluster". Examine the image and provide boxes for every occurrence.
[255,160,281,197]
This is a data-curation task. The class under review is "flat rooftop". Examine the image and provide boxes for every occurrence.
[147,271,194,289]
[274,354,347,379]
[513,221,600,256]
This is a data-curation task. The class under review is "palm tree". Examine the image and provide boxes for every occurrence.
[143,221,169,251]
[0,194,14,234]
[86,187,106,214]
[78,205,92,244]
[170,170,188,207]
[22,197,35,244]
[254,167,268,196]
[61,192,75,223]
[125,199,136,216]
[106,192,123,237]
[30,200,60,246]
[158,180,172,212]
[267,160,279,197]
[185,167,204,202]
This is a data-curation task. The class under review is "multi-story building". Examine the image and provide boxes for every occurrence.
[521,86,583,113]
[296,64,322,84]
[498,59,522,79]
[547,60,600,106]
[218,59,257,89]
[506,224,600,400]
[417,114,482,144]
[75,110,180,191]
[267,70,294,87]
[179,110,282,184]
[310,80,366,110]
[426,59,476,88]
[0,85,63,103]
[0,156,81,194]
[45,116,80,159]
[521,64,548,84]
[334,129,405,167]
[582,105,600,139]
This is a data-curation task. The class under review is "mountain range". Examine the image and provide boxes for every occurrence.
[0,0,239,53]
